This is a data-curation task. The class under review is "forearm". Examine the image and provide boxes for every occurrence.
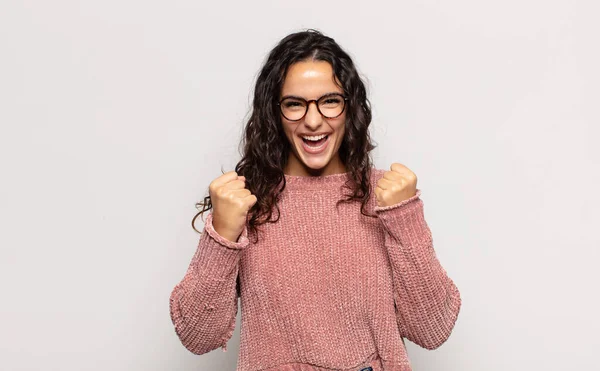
[169,213,248,354]
[375,192,462,349]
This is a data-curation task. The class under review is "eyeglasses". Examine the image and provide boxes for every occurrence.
[277,93,348,121]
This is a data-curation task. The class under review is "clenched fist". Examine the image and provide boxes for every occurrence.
[375,163,418,208]
[209,171,258,242]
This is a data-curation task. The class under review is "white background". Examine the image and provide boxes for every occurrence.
[1,0,598,370]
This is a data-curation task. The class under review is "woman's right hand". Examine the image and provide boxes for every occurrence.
[208,171,258,243]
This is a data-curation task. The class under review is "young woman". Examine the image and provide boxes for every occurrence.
[169,29,462,371]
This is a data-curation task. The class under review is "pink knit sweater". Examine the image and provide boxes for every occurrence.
[169,168,461,371]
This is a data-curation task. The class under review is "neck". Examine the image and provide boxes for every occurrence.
[284,155,347,177]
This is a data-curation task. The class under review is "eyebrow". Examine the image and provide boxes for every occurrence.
[280,91,344,101]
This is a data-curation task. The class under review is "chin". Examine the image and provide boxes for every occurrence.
[298,152,337,172]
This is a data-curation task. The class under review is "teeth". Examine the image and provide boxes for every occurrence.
[302,134,328,141]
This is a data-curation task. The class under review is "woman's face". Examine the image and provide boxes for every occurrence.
[279,60,347,177]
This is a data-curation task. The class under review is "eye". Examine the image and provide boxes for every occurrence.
[320,96,343,107]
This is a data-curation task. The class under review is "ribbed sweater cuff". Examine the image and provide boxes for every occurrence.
[204,212,250,250]
[374,189,432,248]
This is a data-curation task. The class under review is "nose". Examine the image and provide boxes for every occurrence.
[304,101,323,128]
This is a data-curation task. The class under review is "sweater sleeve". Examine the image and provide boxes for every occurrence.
[169,212,249,354]
[374,189,462,350]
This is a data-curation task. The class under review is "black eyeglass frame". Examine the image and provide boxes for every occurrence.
[277,93,349,121]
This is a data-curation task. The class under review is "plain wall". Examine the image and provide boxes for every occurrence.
[1,0,598,370]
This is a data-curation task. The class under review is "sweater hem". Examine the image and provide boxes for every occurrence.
[254,352,412,371]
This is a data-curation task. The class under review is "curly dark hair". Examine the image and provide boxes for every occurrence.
[192,28,378,243]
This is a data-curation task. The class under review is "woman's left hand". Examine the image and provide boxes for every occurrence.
[375,163,418,207]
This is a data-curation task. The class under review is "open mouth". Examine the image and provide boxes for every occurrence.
[302,135,329,147]
[300,134,330,154]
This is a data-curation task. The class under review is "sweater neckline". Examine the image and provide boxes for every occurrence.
[282,171,353,191]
